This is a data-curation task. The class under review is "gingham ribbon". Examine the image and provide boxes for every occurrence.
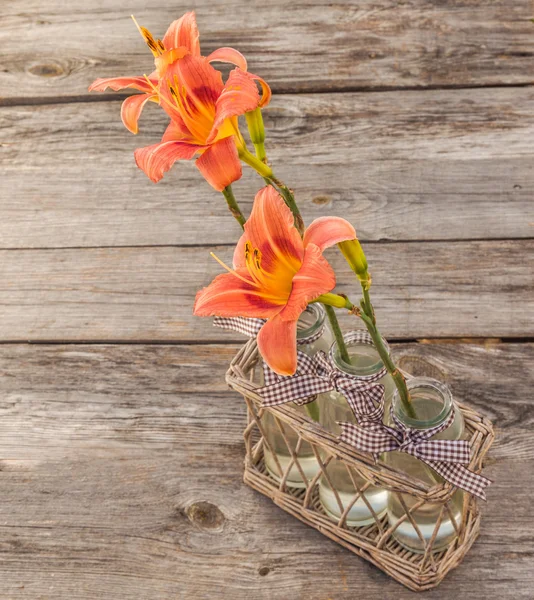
[213,316,324,403]
[339,404,492,500]
[214,316,265,340]
[213,316,324,347]
[258,331,388,417]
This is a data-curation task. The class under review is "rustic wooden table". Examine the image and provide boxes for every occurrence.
[1,1,533,598]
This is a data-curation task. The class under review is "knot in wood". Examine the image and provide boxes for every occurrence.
[186,501,225,529]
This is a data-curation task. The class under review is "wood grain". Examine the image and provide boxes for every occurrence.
[1,0,533,595]
[0,341,531,599]
[0,240,532,342]
[1,87,534,248]
[1,0,533,101]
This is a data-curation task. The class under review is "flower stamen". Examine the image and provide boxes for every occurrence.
[210,252,259,288]
[131,15,163,57]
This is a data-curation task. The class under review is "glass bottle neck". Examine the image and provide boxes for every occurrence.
[393,377,453,429]
[331,330,387,376]
[297,304,326,340]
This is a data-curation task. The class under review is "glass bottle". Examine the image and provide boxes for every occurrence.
[385,377,465,553]
[262,304,334,488]
[318,331,396,526]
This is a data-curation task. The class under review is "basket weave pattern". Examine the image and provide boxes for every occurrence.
[226,339,495,592]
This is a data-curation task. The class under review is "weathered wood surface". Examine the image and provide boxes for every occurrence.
[1,0,533,596]
[0,240,532,342]
[1,0,533,101]
[2,87,534,248]
[0,342,532,599]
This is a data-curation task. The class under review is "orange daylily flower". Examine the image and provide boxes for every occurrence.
[194,187,356,375]
[88,11,248,134]
[134,61,271,190]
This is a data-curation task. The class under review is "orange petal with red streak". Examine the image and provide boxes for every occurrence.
[160,55,224,142]
[244,186,304,275]
[194,271,285,318]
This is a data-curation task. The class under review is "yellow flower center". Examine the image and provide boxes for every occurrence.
[210,241,297,307]
[243,241,296,302]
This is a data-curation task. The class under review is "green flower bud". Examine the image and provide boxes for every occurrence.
[338,239,369,282]
[245,108,266,162]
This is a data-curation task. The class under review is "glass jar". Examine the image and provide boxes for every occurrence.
[385,377,465,553]
[318,331,396,526]
[262,304,334,488]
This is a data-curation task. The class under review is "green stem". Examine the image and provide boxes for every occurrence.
[305,400,320,422]
[253,143,267,163]
[323,304,350,364]
[221,185,246,229]
[316,292,417,420]
[239,147,274,180]
[357,307,416,419]
[268,176,305,236]
[362,285,375,326]
[239,145,304,234]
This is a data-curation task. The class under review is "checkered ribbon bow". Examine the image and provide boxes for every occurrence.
[339,405,492,500]
[214,316,324,404]
[258,331,388,415]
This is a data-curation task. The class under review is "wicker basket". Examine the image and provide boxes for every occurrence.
[226,339,495,592]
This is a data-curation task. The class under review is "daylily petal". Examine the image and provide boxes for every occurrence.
[303,216,356,251]
[257,315,298,376]
[195,136,242,191]
[206,47,247,71]
[161,55,224,144]
[232,233,247,269]
[154,46,191,77]
[88,76,156,93]
[281,243,336,322]
[162,118,194,143]
[194,271,285,318]
[253,74,272,108]
[134,140,201,183]
[244,186,304,275]
[120,93,157,134]
[162,11,200,56]
[207,69,264,144]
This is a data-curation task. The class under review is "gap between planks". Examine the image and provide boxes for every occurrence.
[1,82,533,108]
[0,338,531,346]
[1,237,533,252]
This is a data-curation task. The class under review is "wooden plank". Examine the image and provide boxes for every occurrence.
[0,341,532,598]
[0,241,532,342]
[1,87,533,248]
[1,0,533,101]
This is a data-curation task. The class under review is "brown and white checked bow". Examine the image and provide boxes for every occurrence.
[217,323,388,413]
[258,344,388,418]
[213,316,324,403]
[339,403,492,500]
